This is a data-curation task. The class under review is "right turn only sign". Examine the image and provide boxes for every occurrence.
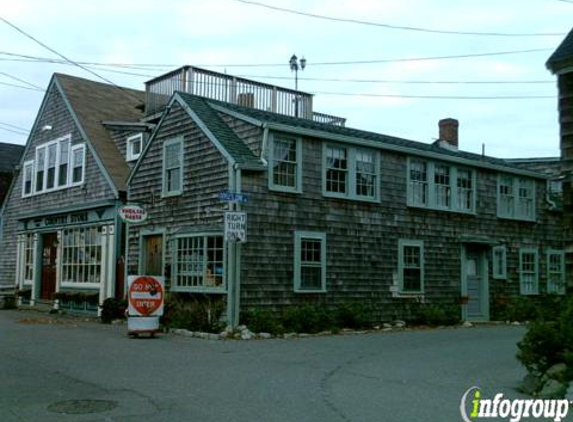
[224,211,247,243]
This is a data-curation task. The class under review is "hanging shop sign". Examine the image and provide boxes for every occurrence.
[118,205,148,224]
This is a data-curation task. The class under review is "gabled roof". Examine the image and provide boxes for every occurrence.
[55,73,145,192]
[547,27,573,74]
[0,142,24,173]
[208,100,547,179]
[176,93,264,170]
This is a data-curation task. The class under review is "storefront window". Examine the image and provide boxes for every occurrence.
[62,226,103,285]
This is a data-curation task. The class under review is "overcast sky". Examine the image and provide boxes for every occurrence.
[0,0,571,158]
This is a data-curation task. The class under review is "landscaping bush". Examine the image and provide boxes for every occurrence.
[415,303,461,326]
[517,296,573,376]
[100,298,127,324]
[282,305,334,334]
[498,295,567,323]
[243,308,284,335]
[334,303,373,329]
[162,294,225,333]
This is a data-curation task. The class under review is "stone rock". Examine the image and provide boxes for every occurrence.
[520,373,543,395]
[299,333,310,338]
[511,321,521,326]
[233,332,242,340]
[393,320,406,328]
[237,325,248,332]
[224,325,234,334]
[283,333,296,339]
[538,379,568,399]
[545,363,568,381]
[462,321,473,328]
[341,328,354,333]
[241,331,253,340]
[172,328,186,335]
[382,327,393,332]
[316,331,332,336]
[219,331,229,339]
[258,332,272,339]
[181,330,195,337]
[383,323,393,329]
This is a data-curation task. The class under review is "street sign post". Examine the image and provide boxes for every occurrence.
[224,211,247,243]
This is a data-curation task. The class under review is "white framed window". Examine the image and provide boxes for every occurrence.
[547,249,566,295]
[71,144,85,185]
[46,143,57,190]
[492,245,507,279]
[58,138,69,187]
[172,234,225,292]
[23,233,35,284]
[126,134,143,162]
[398,239,424,294]
[35,146,46,193]
[162,137,183,197]
[407,158,475,213]
[22,160,34,197]
[519,248,538,295]
[498,174,536,221]
[269,134,302,193]
[323,144,380,201]
[61,226,103,287]
[294,231,326,293]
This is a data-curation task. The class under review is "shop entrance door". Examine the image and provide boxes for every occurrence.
[40,232,58,300]
[142,234,163,276]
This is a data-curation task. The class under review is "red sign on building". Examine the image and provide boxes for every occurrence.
[127,276,164,317]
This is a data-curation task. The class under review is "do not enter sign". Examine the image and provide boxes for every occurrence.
[127,276,165,317]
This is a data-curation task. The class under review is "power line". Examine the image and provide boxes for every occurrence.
[0,121,30,133]
[0,80,44,92]
[0,126,28,136]
[0,71,44,90]
[237,74,553,85]
[312,91,555,100]
[229,0,566,37]
[0,16,143,104]
[0,47,554,70]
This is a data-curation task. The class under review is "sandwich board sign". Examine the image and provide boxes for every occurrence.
[224,211,247,243]
[127,275,165,317]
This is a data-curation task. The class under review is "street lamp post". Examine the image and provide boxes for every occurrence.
[289,54,306,117]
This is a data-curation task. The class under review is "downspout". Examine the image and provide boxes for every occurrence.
[260,123,269,166]
[232,163,242,327]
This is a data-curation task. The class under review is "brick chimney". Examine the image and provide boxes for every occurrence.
[439,118,459,148]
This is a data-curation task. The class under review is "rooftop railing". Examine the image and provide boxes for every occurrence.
[145,66,345,126]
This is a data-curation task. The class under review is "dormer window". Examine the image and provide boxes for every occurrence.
[127,134,143,162]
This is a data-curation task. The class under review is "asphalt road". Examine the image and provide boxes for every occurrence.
[0,310,567,422]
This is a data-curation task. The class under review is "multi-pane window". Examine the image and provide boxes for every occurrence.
[547,250,566,295]
[457,168,473,211]
[270,136,300,192]
[407,159,474,213]
[46,143,57,189]
[492,245,507,279]
[409,160,428,206]
[325,146,348,194]
[498,174,535,221]
[356,150,377,198]
[22,161,34,196]
[323,145,379,201]
[58,140,69,187]
[62,226,103,285]
[35,147,45,192]
[127,134,143,162]
[398,240,424,293]
[519,248,538,295]
[294,231,326,292]
[434,164,451,208]
[163,137,183,196]
[173,235,225,290]
[71,144,85,185]
[23,233,35,283]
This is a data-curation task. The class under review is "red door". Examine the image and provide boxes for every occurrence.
[41,233,58,300]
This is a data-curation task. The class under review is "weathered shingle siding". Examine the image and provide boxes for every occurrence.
[217,112,263,158]
[0,85,116,286]
[107,128,145,169]
[238,126,565,320]
[127,102,230,280]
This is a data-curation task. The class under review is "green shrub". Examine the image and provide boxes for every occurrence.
[415,304,460,326]
[162,294,225,333]
[335,303,372,329]
[517,297,573,376]
[243,308,284,335]
[500,295,567,323]
[282,305,334,334]
[100,298,127,324]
